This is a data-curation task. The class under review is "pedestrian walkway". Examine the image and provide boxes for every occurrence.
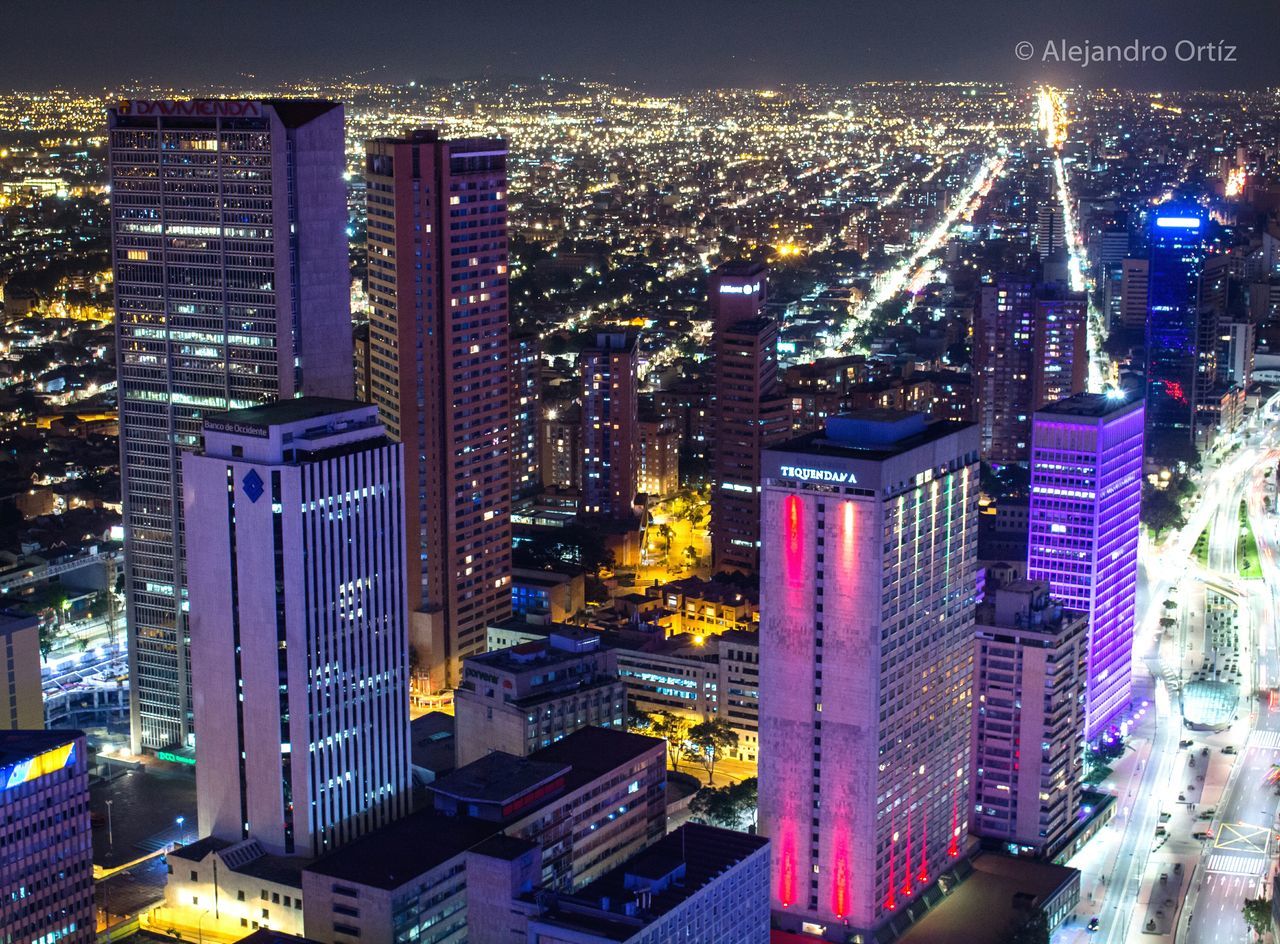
[1205,852,1267,875]
[1247,729,1280,750]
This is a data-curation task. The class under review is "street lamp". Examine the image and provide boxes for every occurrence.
[176,815,186,845]
[105,799,114,854]
[197,908,212,944]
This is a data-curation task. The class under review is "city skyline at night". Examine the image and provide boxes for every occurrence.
[4,4,1280,941]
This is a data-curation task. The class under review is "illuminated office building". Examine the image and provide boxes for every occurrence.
[710,261,790,573]
[1028,393,1144,740]
[184,399,411,857]
[365,130,512,691]
[1145,208,1208,444]
[581,332,640,519]
[759,411,978,939]
[109,99,352,751]
[974,276,1086,466]
[0,730,92,942]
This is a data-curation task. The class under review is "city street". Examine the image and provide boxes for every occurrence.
[1056,394,1280,944]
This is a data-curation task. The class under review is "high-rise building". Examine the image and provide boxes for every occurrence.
[710,262,791,573]
[1145,209,1208,445]
[1028,393,1144,740]
[364,130,512,691]
[1119,258,1150,332]
[109,99,353,752]
[512,330,542,501]
[971,580,1087,857]
[0,729,92,942]
[581,331,640,519]
[541,402,583,490]
[759,411,979,938]
[1032,286,1089,410]
[638,411,681,499]
[184,399,411,857]
[1,611,42,730]
[454,630,625,766]
[974,276,1087,465]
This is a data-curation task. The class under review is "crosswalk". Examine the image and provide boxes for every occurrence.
[1206,853,1267,875]
[1247,729,1280,751]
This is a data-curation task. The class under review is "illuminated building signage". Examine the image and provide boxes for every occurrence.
[119,100,264,119]
[780,465,856,484]
[1155,216,1202,229]
[203,418,269,438]
[156,751,196,767]
[0,741,76,791]
[718,281,762,295]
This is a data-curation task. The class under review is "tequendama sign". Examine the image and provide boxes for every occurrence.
[780,465,856,484]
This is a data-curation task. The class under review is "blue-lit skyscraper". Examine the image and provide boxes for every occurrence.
[1028,393,1144,740]
[1145,208,1207,446]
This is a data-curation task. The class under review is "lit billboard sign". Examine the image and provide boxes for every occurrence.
[1,740,76,792]
[1155,216,1202,229]
[780,465,856,484]
[719,281,762,295]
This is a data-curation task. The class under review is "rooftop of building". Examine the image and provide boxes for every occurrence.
[713,260,768,277]
[527,824,768,941]
[1036,391,1143,419]
[0,608,38,638]
[435,728,663,811]
[656,576,758,607]
[304,811,500,891]
[773,410,972,461]
[528,727,664,788]
[895,854,1079,944]
[0,728,82,767]
[410,711,456,776]
[431,752,571,806]
[168,837,306,888]
[210,397,372,430]
[236,930,323,944]
[462,635,605,679]
[512,567,580,588]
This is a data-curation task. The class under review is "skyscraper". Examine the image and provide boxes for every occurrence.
[971,580,1087,857]
[974,275,1087,466]
[759,411,978,938]
[1145,208,1208,446]
[1028,393,1144,740]
[0,729,92,943]
[512,329,542,502]
[365,130,512,691]
[184,399,411,857]
[710,261,790,573]
[109,99,352,752]
[580,331,639,519]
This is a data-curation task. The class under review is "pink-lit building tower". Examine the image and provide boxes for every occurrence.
[759,410,979,940]
[1028,393,1144,741]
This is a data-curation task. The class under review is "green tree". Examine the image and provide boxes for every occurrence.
[657,522,674,559]
[627,708,656,735]
[689,777,758,831]
[1243,896,1271,938]
[689,717,739,785]
[651,711,691,771]
[1142,484,1186,538]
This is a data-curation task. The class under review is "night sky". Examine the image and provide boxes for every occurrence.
[9,0,1280,90]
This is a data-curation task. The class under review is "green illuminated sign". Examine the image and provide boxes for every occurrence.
[157,751,196,767]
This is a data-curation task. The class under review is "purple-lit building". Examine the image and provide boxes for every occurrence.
[1028,393,1144,741]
